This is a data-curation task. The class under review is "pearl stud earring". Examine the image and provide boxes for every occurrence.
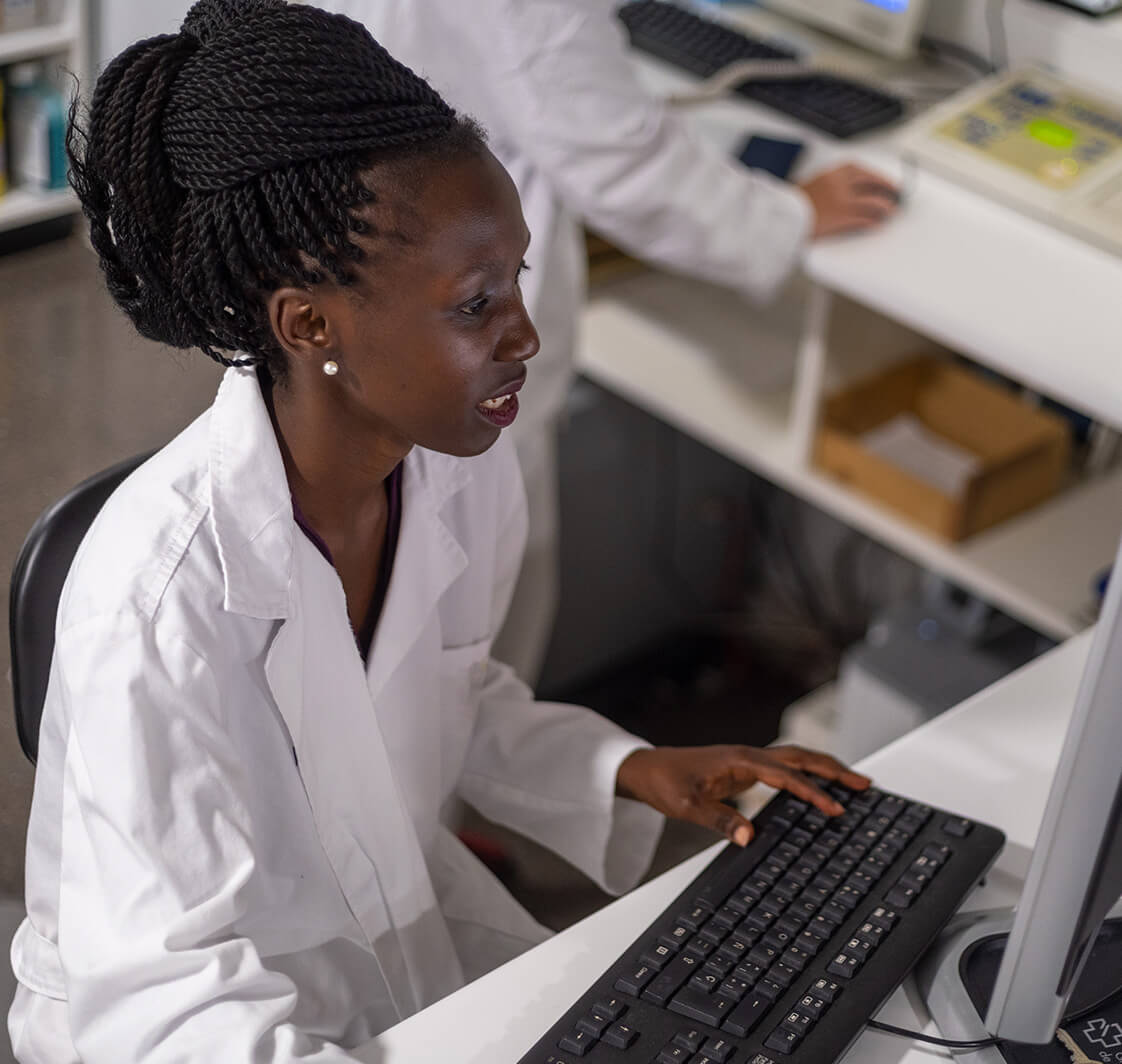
[323,360,339,377]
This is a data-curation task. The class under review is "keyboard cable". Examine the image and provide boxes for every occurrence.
[866,976,1122,1051]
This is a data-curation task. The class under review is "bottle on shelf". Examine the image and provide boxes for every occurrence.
[7,62,68,192]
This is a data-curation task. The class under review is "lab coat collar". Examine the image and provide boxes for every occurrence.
[207,367,473,629]
[208,368,294,620]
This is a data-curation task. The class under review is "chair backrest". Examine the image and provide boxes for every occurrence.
[9,453,151,764]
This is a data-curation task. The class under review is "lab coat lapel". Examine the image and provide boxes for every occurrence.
[365,449,471,702]
[262,449,473,1019]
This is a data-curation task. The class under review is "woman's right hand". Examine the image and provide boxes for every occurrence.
[799,163,900,238]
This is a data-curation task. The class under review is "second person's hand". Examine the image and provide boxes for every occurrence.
[800,163,900,238]
[616,743,871,847]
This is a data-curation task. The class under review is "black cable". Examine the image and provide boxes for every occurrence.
[867,1019,1002,1049]
[867,973,1122,1051]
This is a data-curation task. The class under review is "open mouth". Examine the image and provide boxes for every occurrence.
[476,392,520,427]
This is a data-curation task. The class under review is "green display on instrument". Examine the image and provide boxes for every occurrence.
[1028,119,1076,149]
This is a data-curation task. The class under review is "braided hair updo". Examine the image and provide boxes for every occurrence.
[69,0,487,377]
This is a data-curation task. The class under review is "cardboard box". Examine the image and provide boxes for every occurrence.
[815,356,1071,541]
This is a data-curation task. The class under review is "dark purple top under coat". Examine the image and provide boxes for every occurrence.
[291,463,404,664]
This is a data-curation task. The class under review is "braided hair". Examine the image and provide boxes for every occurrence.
[69,0,486,377]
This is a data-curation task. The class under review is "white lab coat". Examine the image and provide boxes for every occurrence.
[316,0,814,679]
[8,367,663,1063]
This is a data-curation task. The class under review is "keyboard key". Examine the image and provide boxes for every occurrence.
[820,901,848,924]
[767,962,797,989]
[781,1010,815,1037]
[673,1028,706,1053]
[885,884,919,909]
[764,1027,802,1054]
[844,936,875,961]
[704,955,736,980]
[723,992,771,1036]
[679,906,710,931]
[643,953,699,1006]
[720,975,753,1000]
[557,1030,595,1056]
[733,956,763,977]
[775,914,804,938]
[702,1036,736,1062]
[922,843,952,867]
[713,905,741,930]
[615,962,656,996]
[796,929,825,956]
[686,936,717,960]
[782,944,811,972]
[749,943,781,969]
[669,986,735,1026]
[805,915,836,940]
[810,978,842,1003]
[855,921,887,948]
[763,928,794,953]
[798,993,829,1019]
[659,925,693,952]
[642,943,676,969]
[657,1044,692,1064]
[901,869,933,893]
[867,905,899,931]
[827,952,862,979]
[756,978,784,1001]
[690,970,722,994]
[601,1022,638,1049]
[594,997,627,1019]
[576,1010,612,1037]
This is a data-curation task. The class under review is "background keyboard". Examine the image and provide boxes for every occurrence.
[617,1,906,138]
[518,780,1004,1064]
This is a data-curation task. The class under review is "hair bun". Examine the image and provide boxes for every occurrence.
[181,0,284,45]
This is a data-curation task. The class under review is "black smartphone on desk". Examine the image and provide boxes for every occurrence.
[737,134,804,181]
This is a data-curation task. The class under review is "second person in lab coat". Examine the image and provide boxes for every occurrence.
[9,2,871,1060]
[318,0,900,682]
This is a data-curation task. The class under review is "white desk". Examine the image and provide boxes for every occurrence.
[355,630,1090,1064]
[577,22,1122,643]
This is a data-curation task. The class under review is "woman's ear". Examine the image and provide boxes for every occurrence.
[267,288,334,368]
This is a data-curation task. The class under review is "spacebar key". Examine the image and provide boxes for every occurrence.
[642,954,698,1006]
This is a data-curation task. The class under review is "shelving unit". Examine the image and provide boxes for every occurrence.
[0,0,86,235]
[578,264,1122,643]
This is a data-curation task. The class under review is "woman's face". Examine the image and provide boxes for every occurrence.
[310,148,540,458]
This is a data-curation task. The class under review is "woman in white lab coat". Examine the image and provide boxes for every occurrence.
[317,0,901,682]
[9,2,869,1060]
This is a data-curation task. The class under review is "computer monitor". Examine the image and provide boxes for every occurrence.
[918,531,1122,1055]
[761,0,930,59]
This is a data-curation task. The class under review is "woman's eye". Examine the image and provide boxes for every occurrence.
[460,296,488,316]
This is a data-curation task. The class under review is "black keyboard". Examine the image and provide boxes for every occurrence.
[617,1,906,138]
[518,780,1005,1064]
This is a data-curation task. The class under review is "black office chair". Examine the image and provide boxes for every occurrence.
[9,453,151,765]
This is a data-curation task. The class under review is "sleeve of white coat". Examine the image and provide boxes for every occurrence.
[457,445,664,896]
[476,0,813,303]
[51,616,360,1064]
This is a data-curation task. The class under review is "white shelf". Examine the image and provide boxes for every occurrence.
[578,271,1121,641]
[0,21,79,65]
[0,186,78,229]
